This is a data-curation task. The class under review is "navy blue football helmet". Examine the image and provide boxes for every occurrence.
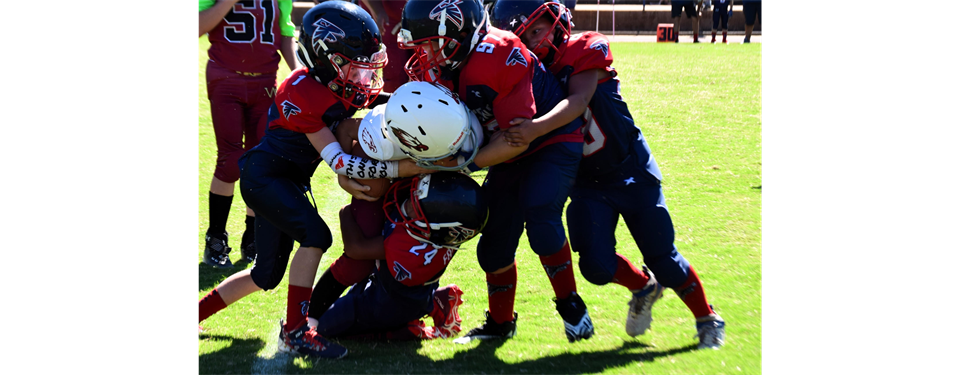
[383,172,489,248]
[398,0,489,82]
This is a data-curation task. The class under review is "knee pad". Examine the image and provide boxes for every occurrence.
[215,149,244,183]
[525,220,567,257]
[578,256,616,286]
[476,236,516,273]
[249,232,295,290]
[299,215,333,250]
[645,250,691,289]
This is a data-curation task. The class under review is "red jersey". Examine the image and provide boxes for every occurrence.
[383,226,457,287]
[206,0,287,74]
[268,68,347,134]
[549,32,615,79]
[441,27,537,133]
[249,68,356,178]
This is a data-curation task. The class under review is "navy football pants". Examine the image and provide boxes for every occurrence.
[566,171,692,289]
[239,151,333,290]
[313,274,434,338]
[476,141,581,273]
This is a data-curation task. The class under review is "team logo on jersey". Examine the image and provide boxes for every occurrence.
[506,47,528,67]
[391,127,430,152]
[393,261,412,282]
[543,260,571,279]
[312,18,346,51]
[429,0,465,31]
[590,40,610,58]
[281,100,301,119]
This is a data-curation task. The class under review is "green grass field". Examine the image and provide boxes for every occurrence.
[198,35,761,374]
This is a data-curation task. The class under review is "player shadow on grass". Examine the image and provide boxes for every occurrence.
[198,334,268,374]
[439,340,700,373]
[328,337,699,373]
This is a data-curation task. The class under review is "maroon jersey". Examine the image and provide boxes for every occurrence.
[207,0,284,74]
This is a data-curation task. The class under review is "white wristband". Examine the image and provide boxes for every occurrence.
[321,142,400,179]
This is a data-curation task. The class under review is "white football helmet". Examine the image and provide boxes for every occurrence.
[382,81,482,171]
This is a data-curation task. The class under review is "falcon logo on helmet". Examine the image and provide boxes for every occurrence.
[590,40,609,58]
[360,127,378,154]
[506,47,528,67]
[429,0,465,31]
[281,100,301,119]
[391,127,430,152]
[312,18,346,52]
[446,226,476,246]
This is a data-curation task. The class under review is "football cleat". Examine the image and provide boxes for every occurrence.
[278,320,348,359]
[453,311,518,344]
[695,313,726,350]
[402,319,441,340]
[554,292,594,342]
[203,234,233,269]
[429,284,464,338]
[625,265,665,337]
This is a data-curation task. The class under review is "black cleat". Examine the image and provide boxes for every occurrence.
[203,233,233,269]
[453,311,517,344]
[555,292,594,342]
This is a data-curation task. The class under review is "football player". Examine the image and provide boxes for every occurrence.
[491,0,725,349]
[311,172,488,340]
[307,81,484,321]
[398,0,594,344]
[199,0,298,268]
[198,1,431,359]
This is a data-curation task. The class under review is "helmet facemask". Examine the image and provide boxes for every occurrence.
[297,2,387,108]
[513,2,572,63]
[327,46,388,108]
[398,1,488,82]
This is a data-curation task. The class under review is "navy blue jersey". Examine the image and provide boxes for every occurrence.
[549,32,661,182]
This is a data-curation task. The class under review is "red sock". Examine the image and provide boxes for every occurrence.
[486,262,517,324]
[539,241,577,300]
[199,289,228,323]
[285,285,313,331]
[610,254,650,291]
[675,266,715,318]
[722,31,727,42]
